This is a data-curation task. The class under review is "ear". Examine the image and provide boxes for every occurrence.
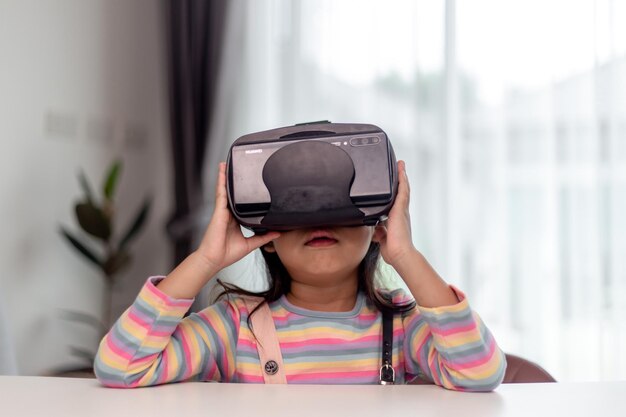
[262,242,277,253]
[371,225,386,243]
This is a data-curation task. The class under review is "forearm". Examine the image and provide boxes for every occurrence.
[94,278,195,387]
[157,251,219,299]
[392,249,458,308]
[95,277,240,388]
[406,300,507,392]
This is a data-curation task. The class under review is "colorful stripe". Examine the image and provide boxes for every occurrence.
[94,276,505,390]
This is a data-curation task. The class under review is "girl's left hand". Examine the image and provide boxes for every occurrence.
[374,160,417,267]
[375,161,459,307]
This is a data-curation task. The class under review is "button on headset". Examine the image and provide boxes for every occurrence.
[349,136,381,146]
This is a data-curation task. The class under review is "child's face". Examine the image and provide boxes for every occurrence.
[265,226,376,285]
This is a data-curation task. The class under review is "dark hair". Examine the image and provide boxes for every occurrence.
[215,241,416,326]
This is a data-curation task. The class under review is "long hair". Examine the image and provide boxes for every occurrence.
[215,241,416,327]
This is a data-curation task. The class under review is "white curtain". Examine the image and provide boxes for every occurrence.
[205,0,626,381]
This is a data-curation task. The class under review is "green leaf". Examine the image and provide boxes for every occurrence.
[75,202,111,240]
[61,310,107,335]
[58,227,103,268]
[103,251,131,278]
[77,169,94,204]
[103,160,122,201]
[118,197,151,250]
[69,346,96,363]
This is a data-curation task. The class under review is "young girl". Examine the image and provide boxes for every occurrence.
[94,161,506,390]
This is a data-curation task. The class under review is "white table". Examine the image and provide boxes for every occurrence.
[1,376,624,417]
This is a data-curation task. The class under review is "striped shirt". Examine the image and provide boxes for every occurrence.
[94,277,506,390]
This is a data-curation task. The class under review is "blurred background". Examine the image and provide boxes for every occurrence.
[1,0,625,382]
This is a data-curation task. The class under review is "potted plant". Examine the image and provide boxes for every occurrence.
[56,160,151,376]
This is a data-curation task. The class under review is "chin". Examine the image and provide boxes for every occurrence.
[303,262,361,281]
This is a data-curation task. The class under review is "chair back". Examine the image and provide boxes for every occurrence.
[406,353,556,385]
[503,353,556,383]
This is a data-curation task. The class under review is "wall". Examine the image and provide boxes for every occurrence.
[0,0,171,375]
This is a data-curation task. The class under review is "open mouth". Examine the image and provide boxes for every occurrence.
[305,230,338,247]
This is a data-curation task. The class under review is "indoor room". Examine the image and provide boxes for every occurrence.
[1,0,625,415]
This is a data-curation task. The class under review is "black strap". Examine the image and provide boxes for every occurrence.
[379,308,395,385]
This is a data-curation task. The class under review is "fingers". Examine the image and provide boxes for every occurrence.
[214,162,228,209]
[399,160,410,194]
[246,231,281,252]
[396,160,410,207]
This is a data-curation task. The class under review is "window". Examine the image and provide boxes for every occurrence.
[209,0,626,381]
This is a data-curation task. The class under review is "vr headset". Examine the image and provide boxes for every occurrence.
[226,121,398,233]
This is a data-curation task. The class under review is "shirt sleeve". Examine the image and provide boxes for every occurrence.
[94,277,241,388]
[402,286,506,391]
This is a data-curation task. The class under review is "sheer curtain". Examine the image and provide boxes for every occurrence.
[205,0,626,381]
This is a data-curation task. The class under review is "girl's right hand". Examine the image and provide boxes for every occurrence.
[194,162,281,276]
[159,162,279,300]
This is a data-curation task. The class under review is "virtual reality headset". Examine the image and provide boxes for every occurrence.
[226,121,398,233]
